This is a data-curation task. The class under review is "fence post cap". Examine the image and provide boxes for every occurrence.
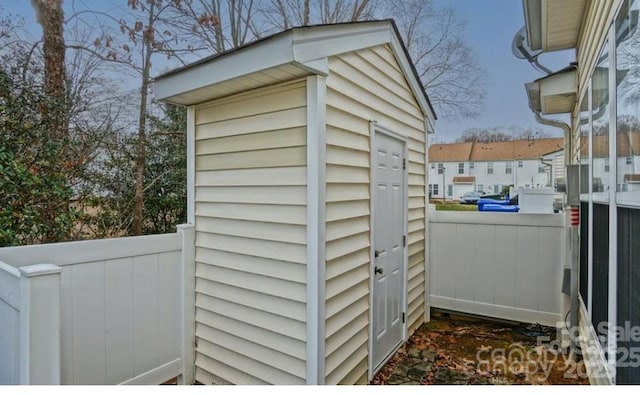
[19,263,62,278]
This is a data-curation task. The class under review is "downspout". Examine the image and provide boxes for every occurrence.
[532,111,571,155]
[539,157,554,187]
[532,111,571,184]
[531,109,579,357]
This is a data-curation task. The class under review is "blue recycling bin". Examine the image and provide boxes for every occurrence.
[480,204,520,213]
[477,198,509,211]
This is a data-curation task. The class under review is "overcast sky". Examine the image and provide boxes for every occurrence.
[4,0,575,142]
[431,0,574,142]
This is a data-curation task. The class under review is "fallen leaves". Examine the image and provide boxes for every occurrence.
[371,314,590,385]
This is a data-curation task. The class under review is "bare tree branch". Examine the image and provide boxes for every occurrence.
[260,0,485,119]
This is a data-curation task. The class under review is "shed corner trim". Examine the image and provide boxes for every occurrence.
[306,74,327,384]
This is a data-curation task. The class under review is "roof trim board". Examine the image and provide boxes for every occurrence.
[154,20,436,122]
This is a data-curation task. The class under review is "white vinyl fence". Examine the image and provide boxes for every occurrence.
[429,211,566,327]
[0,225,195,385]
[0,262,23,384]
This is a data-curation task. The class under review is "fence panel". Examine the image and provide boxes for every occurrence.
[0,232,188,385]
[429,211,566,327]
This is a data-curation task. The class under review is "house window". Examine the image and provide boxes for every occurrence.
[518,160,524,168]
[458,163,464,174]
[431,163,435,169]
[616,2,639,208]
[494,184,501,194]
[469,162,475,169]
[437,163,444,174]
[429,184,439,196]
[604,158,610,173]
[538,164,546,173]
[447,184,453,197]
[592,39,610,203]
[505,161,512,174]
[487,162,493,175]
[477,184,483,193]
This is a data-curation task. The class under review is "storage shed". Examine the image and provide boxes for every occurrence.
[154,19,436,385]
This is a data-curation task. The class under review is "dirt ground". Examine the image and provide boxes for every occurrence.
[372,312,590,385]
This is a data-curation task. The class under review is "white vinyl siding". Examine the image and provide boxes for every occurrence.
[324,44,427,384]
[193,80,308,385]
[576,0,620,95]
[573,1,619,164]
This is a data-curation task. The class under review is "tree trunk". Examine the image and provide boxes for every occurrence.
[133,2,155,236]
[31,0,68,243]
[303,0,310,25]
[32,0,66,104]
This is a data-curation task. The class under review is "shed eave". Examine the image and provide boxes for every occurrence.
[155,63,314,106]
[154,20,437,122]
[154,31,296,105]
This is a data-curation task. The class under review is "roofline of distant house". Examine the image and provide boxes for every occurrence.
[428,137,565,162]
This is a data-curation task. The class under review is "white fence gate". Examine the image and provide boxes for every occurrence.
[0,225,195,385]
[429,211,567,327]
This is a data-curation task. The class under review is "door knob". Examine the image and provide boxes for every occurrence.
[375,267,384,275]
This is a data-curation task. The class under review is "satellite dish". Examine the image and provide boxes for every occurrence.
[512,26,552,74]
[512,26,541,60]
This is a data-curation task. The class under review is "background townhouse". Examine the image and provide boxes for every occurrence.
[428,138,564,200]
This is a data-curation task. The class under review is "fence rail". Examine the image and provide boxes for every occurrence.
[0,226,195,385]
[429,211,566,327]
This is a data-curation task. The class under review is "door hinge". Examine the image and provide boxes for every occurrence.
[403,235,406,247]
[403,158,406,170]
[402,312,406,323]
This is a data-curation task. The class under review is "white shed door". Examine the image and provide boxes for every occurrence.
[371,131,406,371]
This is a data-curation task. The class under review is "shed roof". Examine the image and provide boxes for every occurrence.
[429,138,565,162]
[154,20,436,123]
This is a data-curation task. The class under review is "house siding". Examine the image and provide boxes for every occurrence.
[576,0,621,97]
[571,0,640,384]
[324,44,427,384]
[572,1,620,165]
[193,79,308,385]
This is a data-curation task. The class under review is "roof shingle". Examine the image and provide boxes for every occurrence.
[429,142,473,162]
